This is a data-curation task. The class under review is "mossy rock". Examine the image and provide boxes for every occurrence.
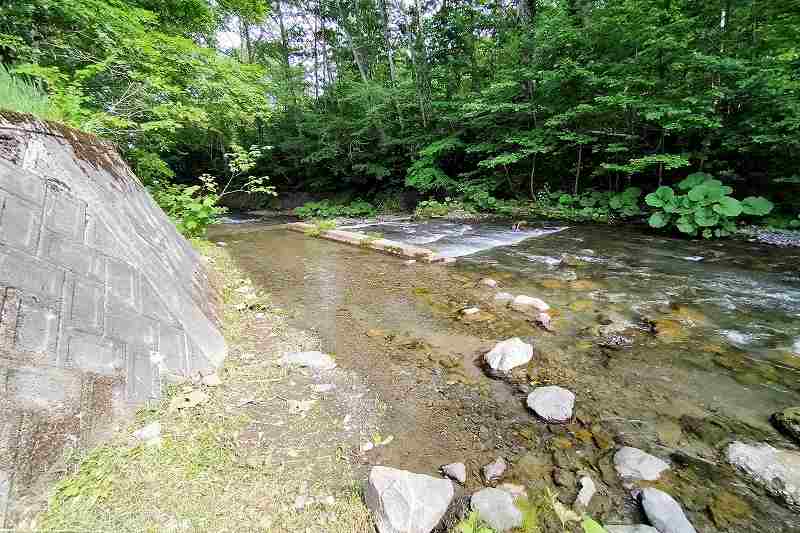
[771,406,800,445]
[708,491,752,529]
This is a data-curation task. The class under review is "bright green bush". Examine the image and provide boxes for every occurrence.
[294,199,377,219]
[645,172,774,238]
[0,63,63,121]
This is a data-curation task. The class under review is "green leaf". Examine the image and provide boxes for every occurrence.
[581,517,609,533]
[645,186,675,207]
[712,196,742,217]
[694,207,720,227]
[740,196,774,216]
[648,212,670,228]
[676,216,698,235]
[677,172,712,190]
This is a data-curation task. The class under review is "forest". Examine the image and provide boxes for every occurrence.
[1,0,799,236]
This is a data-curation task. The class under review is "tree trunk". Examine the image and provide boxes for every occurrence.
[574,144,583,195]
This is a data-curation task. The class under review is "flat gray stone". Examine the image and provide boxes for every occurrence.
[640,488,697,533]
[484,338,533,372]
[727,441,800,508]
[471,488,522,532]
[441,462,466,484]
[280,351,336,370]
[511,295,550,313]
[614,447,670,482]
[605,526,659,533]
[365,466,454,533]
[526,386,574,422]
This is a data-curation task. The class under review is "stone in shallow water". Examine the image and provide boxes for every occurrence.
[639,488,697,533]
[484,337,533,372]
[280,351,336,370]
[440,462,466,484]
[574,475,596,508]
[365,466,454,533]
[510,295,550,313]
[726,441,800,509]
[482,457,507,484]
[480,278,498,288]
[526,386,574,422]
[771,407,800,445]
[471,488,522,532]
[494,292,514,304]
[613,447,670,482]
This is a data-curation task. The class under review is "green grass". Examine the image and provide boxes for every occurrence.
[0,63,61,121]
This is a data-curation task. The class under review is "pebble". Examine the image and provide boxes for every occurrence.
[482,457,507,484]
[494,292,514,304]
[480,278,498,288]
[280,351,337,370]
[485,337,534,372]
[511,294,550,313]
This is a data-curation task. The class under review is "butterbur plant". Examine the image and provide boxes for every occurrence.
[645,172,774,238]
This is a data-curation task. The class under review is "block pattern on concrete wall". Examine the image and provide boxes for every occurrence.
[0,116,226,526]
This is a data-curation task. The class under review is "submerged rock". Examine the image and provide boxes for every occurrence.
[484,338,534,372]
[482,457,507,484]
[494,292,514,304]
[772,407,800,445]
[471,488,522,532]
[480,278,498,288]
[365,466,454,533]
[526,386,575,422]
[535,312,554,332]
[726,441,800,508]
[441,462,467,484]
[510,295,550,314]
[280,351,337,370]
[613,447,670,482]
[639,488,697,533]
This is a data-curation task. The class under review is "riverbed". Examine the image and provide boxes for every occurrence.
[208,219,800,532]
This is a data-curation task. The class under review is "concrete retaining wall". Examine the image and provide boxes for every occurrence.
[0,113,226,525]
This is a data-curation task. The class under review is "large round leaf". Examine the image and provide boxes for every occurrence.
[676,215,697,235]
[645,186,675,207]
[740,196,774,216]
[648,212,670,228]
[677,172,713,190]
[688,180,725,205]
[694,207,720,227]
[712,196,742,217]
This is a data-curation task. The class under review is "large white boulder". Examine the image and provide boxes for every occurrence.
[484,338,533,372]
[471,488,522,532]
[365,466,454,533]
[640,488,697,533]
[727,441,800,508]
[526,386,574,422]
[613,447,670,482]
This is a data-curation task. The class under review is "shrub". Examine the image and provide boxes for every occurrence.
[294,199,376,219]
[413,198,466,218]
[645,172,774,238]
[0,63,63,121]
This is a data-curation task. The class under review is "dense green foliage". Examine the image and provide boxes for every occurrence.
[0,64,63,121]
[2,0,798,237]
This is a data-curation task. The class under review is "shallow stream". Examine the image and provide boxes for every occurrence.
[209,219,800,532]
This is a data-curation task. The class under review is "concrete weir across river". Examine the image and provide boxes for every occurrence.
[0,114,226,525]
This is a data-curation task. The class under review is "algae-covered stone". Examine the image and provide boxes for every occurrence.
[771,407,800,445]
[726,441,800,509]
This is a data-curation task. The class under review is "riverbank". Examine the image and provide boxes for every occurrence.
[35,240,376,532]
